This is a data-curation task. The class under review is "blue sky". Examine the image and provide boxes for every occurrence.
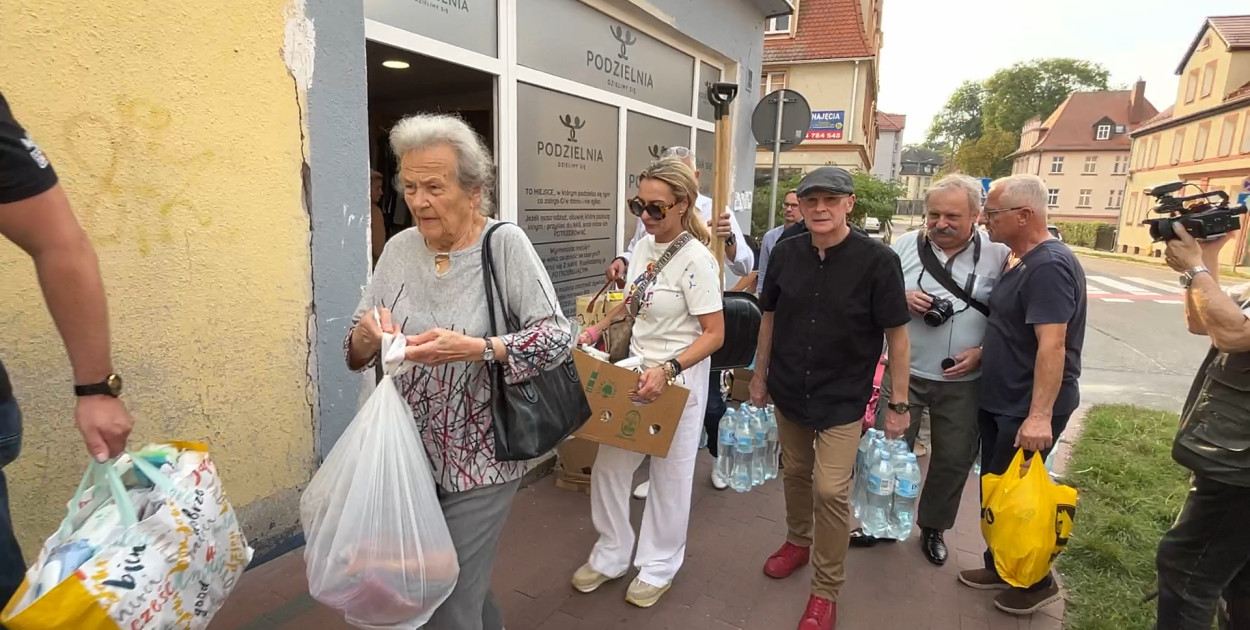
[877,0,1248,144]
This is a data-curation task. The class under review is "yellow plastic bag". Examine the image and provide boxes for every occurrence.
[980,448,1078,588]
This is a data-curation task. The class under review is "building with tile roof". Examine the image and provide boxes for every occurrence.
[1009,80,1158,224]
[754,0,884,175]
[1116,15,1250,268]
[872,111,906,181]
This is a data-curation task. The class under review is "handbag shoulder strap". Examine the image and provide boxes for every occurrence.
[626,232,694,313]
[481,222,511,335]
[917,234,990,318]
[654,232,695,273]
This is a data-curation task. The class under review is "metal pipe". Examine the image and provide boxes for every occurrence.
[767,89,786,233]
[847,60,860,144]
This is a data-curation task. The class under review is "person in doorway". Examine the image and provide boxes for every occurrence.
[750,166,912,630]
[345,113,575,630]
[756,189,801,294]
[0,89,135,609]
[602,146,751,496]
[574,157,725,608]
[849,174,1010,566]
[958,174,1086,616]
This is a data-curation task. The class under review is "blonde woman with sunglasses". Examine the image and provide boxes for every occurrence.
[572,157,725,608]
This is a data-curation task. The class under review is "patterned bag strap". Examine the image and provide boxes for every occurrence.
[627,232,695,316]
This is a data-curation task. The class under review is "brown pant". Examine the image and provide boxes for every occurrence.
[777,410,860,601]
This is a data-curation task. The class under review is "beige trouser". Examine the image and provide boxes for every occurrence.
[777,410,861,601]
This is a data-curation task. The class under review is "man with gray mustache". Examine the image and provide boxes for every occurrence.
[849,174,1010,565]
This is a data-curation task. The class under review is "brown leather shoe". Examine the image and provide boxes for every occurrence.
[994,583,1062,615]
[958,568,1011,590]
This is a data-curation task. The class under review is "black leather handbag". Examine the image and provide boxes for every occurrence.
[481,222,591,462]
[711,291,762,370]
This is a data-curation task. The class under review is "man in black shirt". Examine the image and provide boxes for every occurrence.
[957,174,1086,616]
[0,90,134,608]
[750,167,912,630]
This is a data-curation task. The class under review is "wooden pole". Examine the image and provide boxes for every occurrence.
[708,83,738,288]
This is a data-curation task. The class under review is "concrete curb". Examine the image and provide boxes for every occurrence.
[1048,402,1092,480]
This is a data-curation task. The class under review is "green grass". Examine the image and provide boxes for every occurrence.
[1057,404,1192,630]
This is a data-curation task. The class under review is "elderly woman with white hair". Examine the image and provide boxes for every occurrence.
[343,113,574,630]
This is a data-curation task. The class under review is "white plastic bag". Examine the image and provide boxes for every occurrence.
[301,332,459,629]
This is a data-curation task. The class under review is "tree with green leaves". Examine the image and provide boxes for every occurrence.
[925,58,1111,178]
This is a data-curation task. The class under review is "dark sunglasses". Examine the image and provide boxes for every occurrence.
[628,196,676,220]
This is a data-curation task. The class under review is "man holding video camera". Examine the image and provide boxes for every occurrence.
[1156,220,1250,629]
[849,174,1010,565]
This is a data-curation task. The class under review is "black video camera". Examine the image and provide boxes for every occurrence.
[1142,181,1248,242]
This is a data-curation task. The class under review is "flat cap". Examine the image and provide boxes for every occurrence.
[796,166,855,198]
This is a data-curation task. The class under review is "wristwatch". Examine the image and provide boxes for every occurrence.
[725,233,737,248]
[75,374,123,398]
[886,401,912,413]
[481,338,496,362]
[1179,265,1209,288]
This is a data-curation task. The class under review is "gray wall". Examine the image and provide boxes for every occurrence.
[872,128,902,182]
[305,0,370,457]
[648,0,768,229]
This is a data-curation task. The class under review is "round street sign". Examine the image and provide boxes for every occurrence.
[751,89,812,153]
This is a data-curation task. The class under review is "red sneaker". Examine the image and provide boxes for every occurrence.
[798,595,836,630]
[763,541,811,579]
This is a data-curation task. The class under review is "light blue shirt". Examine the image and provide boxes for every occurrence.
[756,225,787,294]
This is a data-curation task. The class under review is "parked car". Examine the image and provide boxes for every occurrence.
[1048,224,1064,242]
[863,216,881,233]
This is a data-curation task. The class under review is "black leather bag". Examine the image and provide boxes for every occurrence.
[1173,346,1250,485]
[481,223,591,462]
[711,291,762,370]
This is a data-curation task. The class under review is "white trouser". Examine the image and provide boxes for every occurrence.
[588,357,711,588]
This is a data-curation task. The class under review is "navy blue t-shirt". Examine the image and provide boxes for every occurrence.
[0,90,61,402]
[980,240,1087,417]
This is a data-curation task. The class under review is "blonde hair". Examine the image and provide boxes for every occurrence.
[639,157,712,246]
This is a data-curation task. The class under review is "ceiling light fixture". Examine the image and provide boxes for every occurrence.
[382,60,410,69]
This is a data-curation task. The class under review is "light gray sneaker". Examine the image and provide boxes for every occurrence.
[571,563,625,593]
[711,463,729,490]
[625,577,671,608]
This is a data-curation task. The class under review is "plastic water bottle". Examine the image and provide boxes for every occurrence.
[764,409,780,481]
[853,429,877,519]
[716,408,737,484]
[750,408,768,486]
[731,407,754,492]
[889,453,921,540]
[863,452,895,537]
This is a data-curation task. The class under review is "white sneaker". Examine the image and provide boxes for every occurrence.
[632,480,650,499]
[711,462,729,490]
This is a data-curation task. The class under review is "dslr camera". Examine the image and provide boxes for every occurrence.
[923,293,954,327]
[1142,181,1248,242]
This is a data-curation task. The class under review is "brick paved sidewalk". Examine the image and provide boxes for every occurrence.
[208,454,1063,630]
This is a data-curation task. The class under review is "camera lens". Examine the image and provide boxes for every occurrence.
[923,295,954,327]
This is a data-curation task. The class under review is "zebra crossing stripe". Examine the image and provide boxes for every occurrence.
[1101,298,1133,303]
[1124,277,1183,294]
[1087,275,1159,296]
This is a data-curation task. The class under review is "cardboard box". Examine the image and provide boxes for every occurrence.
[556,437,598,478]
[729,368,754,403]
[575,289,625,330]
[571,350,689,458]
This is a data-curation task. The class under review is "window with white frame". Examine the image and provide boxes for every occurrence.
[1113,154,1128,174]
[766,14,792,34]
[1202,62,1217,98]
[1219,115,1238,157]
[1047,188,1059,206]
[1084,155,1098,173]
[1171,129,1186,164]
[1096,125,1111,140]
[1050,156,1064,173]
[761,71,786,95]
[1107,188,1123,209]
[1194,122,1210,161]
[1078,189,1092,207]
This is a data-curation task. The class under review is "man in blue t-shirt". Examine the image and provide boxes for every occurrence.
[0,90,135,608]
[956,174,1086,616]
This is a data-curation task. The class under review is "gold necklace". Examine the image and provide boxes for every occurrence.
[434,253,451,274]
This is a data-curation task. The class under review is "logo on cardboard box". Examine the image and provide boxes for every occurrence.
[617,410,642,441]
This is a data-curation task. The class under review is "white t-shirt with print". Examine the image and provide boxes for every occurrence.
[625,235,723,367]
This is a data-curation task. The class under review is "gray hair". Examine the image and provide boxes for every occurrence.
[389,113,496,216]
[925,174,982,216]
[990,174,1048,214]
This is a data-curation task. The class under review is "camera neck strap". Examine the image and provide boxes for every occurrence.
[917,233,990,318]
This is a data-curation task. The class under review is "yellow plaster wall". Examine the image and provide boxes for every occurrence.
[0,0,315,553]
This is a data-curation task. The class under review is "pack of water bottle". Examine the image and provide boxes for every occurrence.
[716,404,780,493]
[853,429,923,541]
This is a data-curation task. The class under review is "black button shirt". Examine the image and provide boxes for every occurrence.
[760,230,910,430]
